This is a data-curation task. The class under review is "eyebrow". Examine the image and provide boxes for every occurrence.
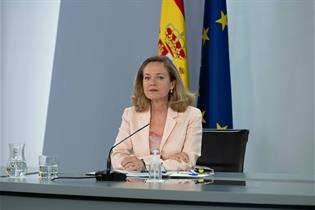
[143,73,166,76]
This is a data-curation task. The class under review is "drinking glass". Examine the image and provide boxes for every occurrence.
[38,155,58,179]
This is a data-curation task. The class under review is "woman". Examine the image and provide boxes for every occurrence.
[111,56,202,171]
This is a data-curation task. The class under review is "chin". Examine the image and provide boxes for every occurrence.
[145,93,168,102]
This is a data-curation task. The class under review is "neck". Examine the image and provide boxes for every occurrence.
[151,101,168,113]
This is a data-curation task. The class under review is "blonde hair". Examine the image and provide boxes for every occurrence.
[132,56,194,112]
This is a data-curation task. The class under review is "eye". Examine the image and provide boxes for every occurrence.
[158,76,165,80]
[143,76,150,81]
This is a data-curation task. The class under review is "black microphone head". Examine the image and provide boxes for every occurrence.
[97,123,149,181]
[95,170,126,181]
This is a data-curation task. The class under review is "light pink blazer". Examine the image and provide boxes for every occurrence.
[111,106,202,171]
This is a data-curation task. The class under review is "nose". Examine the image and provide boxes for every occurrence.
[149,78,157,85]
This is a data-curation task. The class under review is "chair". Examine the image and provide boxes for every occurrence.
[196,129,249,172]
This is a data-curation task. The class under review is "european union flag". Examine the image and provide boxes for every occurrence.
[197,0,233,129]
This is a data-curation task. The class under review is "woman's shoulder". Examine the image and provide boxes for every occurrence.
[122,106,136,115]
[122,106,149,116]
[123,106,135,112]
[185,106,202,115]
[176,106,202,119]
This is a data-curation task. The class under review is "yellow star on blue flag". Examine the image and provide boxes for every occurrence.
[202,27,210,45]
[216,11,228,31]
[216,123,228,130]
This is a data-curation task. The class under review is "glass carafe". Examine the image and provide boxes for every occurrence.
[6,143,28,177]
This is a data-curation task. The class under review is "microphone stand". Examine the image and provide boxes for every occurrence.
[95,123,150,181]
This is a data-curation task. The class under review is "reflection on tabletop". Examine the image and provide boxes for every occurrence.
[125,177,245,186]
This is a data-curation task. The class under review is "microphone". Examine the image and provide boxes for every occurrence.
[95,123,150,181]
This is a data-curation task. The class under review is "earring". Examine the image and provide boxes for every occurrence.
[170,89,173,94]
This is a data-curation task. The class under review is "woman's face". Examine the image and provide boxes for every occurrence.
[142,62,175,103]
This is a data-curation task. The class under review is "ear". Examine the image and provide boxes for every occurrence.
[171,80,176,90]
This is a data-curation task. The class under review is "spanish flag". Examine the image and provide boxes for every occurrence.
[158,0,189,89]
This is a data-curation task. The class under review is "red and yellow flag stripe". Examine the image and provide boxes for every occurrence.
[158,0,190,89]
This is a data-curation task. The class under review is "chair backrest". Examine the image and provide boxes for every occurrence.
[196,129,249,172]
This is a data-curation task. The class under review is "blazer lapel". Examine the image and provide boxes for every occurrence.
[137,108,151,155]
[160,107,178,151]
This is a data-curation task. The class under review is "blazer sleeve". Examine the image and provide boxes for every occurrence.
[111,108,135,170]
[162,108,202,171]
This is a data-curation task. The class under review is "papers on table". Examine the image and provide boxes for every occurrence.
[168,171,214,178]
[115,170,150,178]
[113,169,214,179]
[86,167,214,179]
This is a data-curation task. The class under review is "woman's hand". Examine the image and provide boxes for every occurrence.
[161,152,189,163]
[121,156,145,171]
